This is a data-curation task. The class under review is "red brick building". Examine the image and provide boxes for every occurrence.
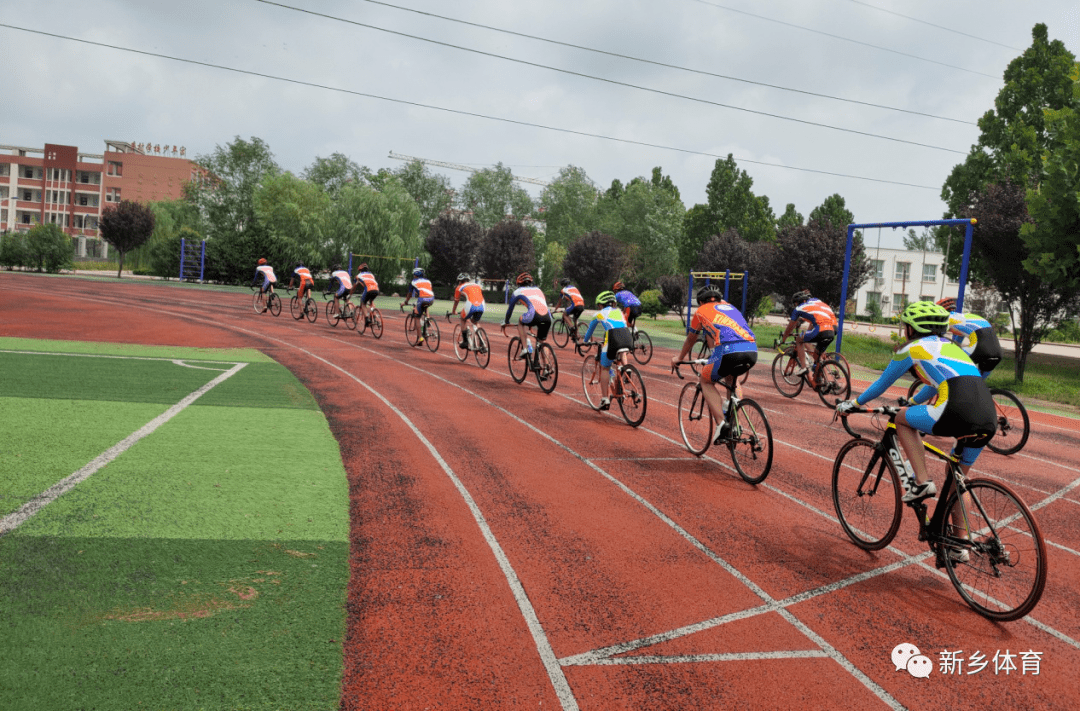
[0,140,199,258]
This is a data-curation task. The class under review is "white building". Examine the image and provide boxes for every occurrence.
[853,246,962,316]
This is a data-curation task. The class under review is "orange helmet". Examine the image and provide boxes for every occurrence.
[516,272,533,286]
[937,297,957,312]
[613,281,625,291]
[257,258,267,266]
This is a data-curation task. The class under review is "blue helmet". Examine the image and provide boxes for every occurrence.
[413,267,425,277]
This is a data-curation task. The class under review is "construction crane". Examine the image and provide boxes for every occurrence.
[388,151,551,187]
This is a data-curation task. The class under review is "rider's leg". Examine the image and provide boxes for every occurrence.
[895,409,935,499]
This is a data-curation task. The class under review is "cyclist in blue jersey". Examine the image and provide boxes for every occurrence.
[837,301,996,505]
[672,286,757,444]
[937,297,1003,378]
[582,291,633,411]
[612,281,643,330]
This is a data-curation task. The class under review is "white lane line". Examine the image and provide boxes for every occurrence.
[590,651,830,664]
[0,348,242,365]
[172,359,236,371]
[0,362,247,536]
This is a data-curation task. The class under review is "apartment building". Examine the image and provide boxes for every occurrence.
[0,140,198,258]
[853,245,961,316]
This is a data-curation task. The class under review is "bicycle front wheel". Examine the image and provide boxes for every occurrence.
[552,319,569,348]
[942,479,1047,621]
[425,318,440,352]
[267,292,281,316]
[986,388,1030,456]
[290,295,303,320]
[253,291,266,314]
[631,330,653,365]
[815,358,851,406]
[326,300,339,327]
[617,364,647,427]
[473,328,490,369]
[729,398,772,484]
[508,337,527,383]
[678,382,713,456]
[404,313,419,346]
[534,342,558,393]
[771,351,804,398]
[343,303,358,330]
[581,356,603,410]
[831,438,903,550]
[369,309,384,338]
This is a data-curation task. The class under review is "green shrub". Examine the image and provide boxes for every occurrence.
[0,231,29,269]
[640,289,666,318]
[25,224,74,273]
[1047,318,1080,343]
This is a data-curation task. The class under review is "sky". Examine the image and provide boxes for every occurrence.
[2,0,1078,249]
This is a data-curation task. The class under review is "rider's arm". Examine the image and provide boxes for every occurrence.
[583,317,600,342]
[503,294,521,325]
[910,383,936,405]
[855,352,914,406]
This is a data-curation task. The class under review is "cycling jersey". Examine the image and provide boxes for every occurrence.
[690,301,758,382]
[293,266,313,282]
[856,335,995,465]
[253,265,277,291]
[330,270,353,296]
[560,285,585,308]
[504,285,551,339]
[409,278,434,301]
[583,306,631,366]
[947,311,1002,375]
[614,289,641,308]
[454,281,486,322]
[355,271,380,303]
[790,298,837,339]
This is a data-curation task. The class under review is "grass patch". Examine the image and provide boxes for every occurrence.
[0,336,271,363]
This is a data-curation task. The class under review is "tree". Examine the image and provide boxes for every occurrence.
[391,160,454,238]
[808,193,855,231]
[425,213,482,286]
[771,220,871,309]
[99,200,156,278]
[657,274,688,321]
[303,153,366,197]
[776,203,804,231]
[694,229,776,324]
[680,154,775,271]
[562,231,630,303]
[0,231,29,270]
[597,175,683,287]
[254,172,331,270]
[24,224,74,273]
[538,166,599,248]
[902,228,937,252]
[459,163,535,230]
[478,220,535,282]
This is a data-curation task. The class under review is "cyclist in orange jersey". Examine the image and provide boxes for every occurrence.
[288,262,314,302]
[451,273,486,349]
[402,267,435,344]
[252,258,277,294]
[501,272,551,358]
[555,277,585,341]
[780,289,838,386]
[328,264,354,320]
[352,263,381,327]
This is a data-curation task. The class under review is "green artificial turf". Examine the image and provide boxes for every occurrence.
[0,336,270,363]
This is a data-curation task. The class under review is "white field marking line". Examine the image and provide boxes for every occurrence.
[0,348,243,365]
[589,457,699,461]
[589,651,831,665]
[171,359,236,371]
[228,332,579,711]
[0,362,247,537]
[307,335,903,710]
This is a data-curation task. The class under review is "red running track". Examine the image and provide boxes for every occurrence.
[3,273,1079,711]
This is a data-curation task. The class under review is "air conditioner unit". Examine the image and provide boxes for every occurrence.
[874,277,885,287]
[880,295,890,304]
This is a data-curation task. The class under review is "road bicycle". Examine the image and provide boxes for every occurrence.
[550,308,582,349]
[504,325,558,393]
[771,338,851,406]
[832,404,1046,621]
[447,312,491,368]
[289,286,318,323]
[251,285,282,316]
[673,361,773,485]
[577,341,647,427]
[356,302,384,339]
[324,292,359,330]
[401,303,440,351]
[629,324,653,365]
[905,380,1030,456]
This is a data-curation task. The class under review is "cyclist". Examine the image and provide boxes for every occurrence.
[937,297,1003,378]
[836,301,996,505]
[353,263,380,326]
[252,258,277,295]
[451,273,485,349]
[402,267,435,345]
[779,289,838,386]
[555,277,585,340]
[288,262,314,303]
[501,272,552,360]
[328,264,353,320]
[612,280,643,330]
[582,291,632,411]
[671,286,757,444]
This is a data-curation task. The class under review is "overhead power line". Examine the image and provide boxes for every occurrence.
[296,0,974,126]
[389,151,552,186]
[840,0,1022,51]
[683,0,1000,79]
[253,0,967,155]
[0,23,941,191]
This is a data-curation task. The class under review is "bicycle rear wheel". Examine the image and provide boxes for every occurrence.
[326,300,339,327]
[552,319,569,348]
[369,309,384,338]
[534,342,558,393]
[678,382,713,456]
[729,398,772,484]
[473,328,490,368]
[290,295,303,320]
[771,351,804,398]
[690,339,709,375]
[508,337,527,383]
[453,324,468,361]
[815,358,851,406]
[631,330,653,365]
[267,292,282,316]
[581,356,603,410]
[986,388,1030,456]
[942,479,1047,621]
[617,364,647,427]
[356,307,368,335]
[253,291,266,314]
[831,438,903,550]
[424,318,440,352]
[404,313,419,346]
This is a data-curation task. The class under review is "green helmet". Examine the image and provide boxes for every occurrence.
[900,300,950,335]
[595,290,617,307]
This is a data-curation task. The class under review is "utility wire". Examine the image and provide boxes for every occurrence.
[288,0,974,126]
[840,0,1022,51]
[0,23,941,190]
[253,0,967,155]
[683,0,999,79]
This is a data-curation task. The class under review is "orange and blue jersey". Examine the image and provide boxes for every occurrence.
[790,298,837,338]
[690,301,756,348]
[454,281,485,319]
[294,266,313,284]
[330,270,353,295]
[409,277,434,301]
[356,271,379,298]
[504,286,549,324]
[560,285,584,308]
[253,265,277,290]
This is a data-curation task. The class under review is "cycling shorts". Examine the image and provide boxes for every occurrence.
[413,298,433,314]
[522,312,552,341]
[970,326,1002,376]
[333,280,350,298]
[805,329,835,353]
[600,327,632,367]
[361,289,379,305]
[905,375,995,466]
[624,304,643,325]
[463,304,484,323]
[564,304,584,320]
[708,341,758,382]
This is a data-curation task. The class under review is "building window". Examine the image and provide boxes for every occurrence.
[922,264,937,283]
[894,262,911,282]
[865,292,881,311]
[106,188,121,203]
[893,293,909,312]
[23,167,34,179]
[871,260,884,279]
[107,161,123,176]
[947,274,960,284]
[920,294,935,303]
[79,196,88,206]
[23,190,32,201]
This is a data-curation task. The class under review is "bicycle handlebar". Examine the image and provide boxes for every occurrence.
[833,400,901,438]
[671,360,709,379]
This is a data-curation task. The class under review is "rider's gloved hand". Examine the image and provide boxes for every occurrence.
[835,399,857,414]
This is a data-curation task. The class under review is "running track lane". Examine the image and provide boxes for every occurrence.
[4,273,1079,710]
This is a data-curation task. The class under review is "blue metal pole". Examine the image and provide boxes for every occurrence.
[724,270,731,301]
[686,271,693,333]
[348,253,352,275]
[199,240,206,282]
[956,220,975,312]
[741,272,748,315]
[836,225,856,354]
[179,238,186,280]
